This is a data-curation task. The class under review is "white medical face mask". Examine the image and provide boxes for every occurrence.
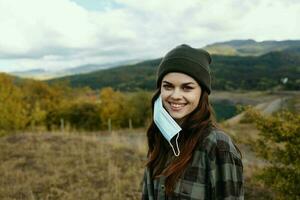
[153,95,182,157]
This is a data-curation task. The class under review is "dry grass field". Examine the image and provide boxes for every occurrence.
[0,128,271,200]
[0,130,147,200]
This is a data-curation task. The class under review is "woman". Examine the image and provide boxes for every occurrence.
[141,44,244,200]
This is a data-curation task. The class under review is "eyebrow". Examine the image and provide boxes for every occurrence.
[162,80,196,85]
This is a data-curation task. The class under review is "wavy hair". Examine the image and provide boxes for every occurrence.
[146,88,218,195]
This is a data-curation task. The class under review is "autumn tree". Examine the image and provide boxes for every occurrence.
[0,73,27,133]
[99,87,127,129]
[20,79,75,129]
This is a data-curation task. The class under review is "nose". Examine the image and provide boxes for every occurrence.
[170,88,182,100]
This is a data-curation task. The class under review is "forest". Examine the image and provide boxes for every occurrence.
[0,73,155,134]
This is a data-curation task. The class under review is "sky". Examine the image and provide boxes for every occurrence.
[0,0,299,72]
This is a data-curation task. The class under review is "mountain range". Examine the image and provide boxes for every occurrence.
[204,39,300,56]
[8,39,300,91]
[10,59,141,80]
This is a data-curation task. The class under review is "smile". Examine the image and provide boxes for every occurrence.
[169,102,187,110]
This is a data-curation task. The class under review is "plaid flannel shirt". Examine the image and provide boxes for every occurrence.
[141,128,244,200]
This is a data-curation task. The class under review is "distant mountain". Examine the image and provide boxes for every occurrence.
[10,59,141,80]
[48,48,300,91]
[11,69,47,78]
[60,59,141,75]
[204,39,300,56]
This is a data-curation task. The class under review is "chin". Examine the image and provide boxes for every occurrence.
[169,112,186,120]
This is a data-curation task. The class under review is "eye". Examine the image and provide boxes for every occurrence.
[162,84,173,90]
[182,86,193,91]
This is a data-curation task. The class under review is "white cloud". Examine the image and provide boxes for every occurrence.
[0,0,299,72]
[237,0,300,40]
[0,0,99,56]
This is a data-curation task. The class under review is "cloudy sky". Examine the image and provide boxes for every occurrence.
[0,0,299,72]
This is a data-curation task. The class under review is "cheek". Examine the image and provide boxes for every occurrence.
[160,89,171,99]
[190,99,199,108]
[189,94,201,107]
[160,91,168,106]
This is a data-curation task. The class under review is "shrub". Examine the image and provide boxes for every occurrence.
[247,109,300,200]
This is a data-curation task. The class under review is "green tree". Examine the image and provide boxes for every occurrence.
[125,91,152,127]
[247,109,300,200]
[67,102,102,131]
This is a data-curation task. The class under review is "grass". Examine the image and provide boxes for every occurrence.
[0,131,147,200]
[0,128,273,200]
[3,89,300,200]
[1,91,298,199]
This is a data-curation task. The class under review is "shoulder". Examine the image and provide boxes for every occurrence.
[200,127,242,160]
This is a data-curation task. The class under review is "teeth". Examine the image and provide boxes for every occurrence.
[171,103,185,108]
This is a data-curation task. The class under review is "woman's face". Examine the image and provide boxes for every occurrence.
[160,72,202,122]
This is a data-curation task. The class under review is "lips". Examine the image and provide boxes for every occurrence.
[169,102,187,111]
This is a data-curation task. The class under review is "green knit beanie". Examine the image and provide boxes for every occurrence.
[156,44,212,94]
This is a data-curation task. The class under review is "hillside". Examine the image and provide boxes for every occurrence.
[48,59,160,91]
[48,50,300,91]
[204,39,300,56]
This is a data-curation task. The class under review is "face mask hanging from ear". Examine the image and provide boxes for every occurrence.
[153,95,182,157]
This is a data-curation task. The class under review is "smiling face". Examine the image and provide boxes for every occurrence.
[160,72,202,123]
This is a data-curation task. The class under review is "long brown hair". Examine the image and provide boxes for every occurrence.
[146,88,218,195]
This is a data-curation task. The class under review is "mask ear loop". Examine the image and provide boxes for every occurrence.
[169,132,180,157]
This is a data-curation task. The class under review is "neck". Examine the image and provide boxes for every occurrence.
[175,118,185,126]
